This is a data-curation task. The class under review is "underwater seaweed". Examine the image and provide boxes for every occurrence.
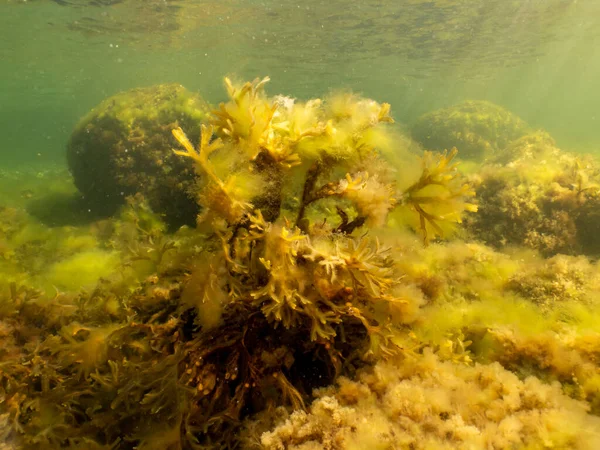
[392,237,600,417]
[400,148,478,245]
[165,76,477,444]
[253,350,600,450]
[8,75,600,450]
[0,76,476,449]
[465,131,600,256]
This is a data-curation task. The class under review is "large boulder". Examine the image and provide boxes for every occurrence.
[67,83,210,228]
[411,100,530,161]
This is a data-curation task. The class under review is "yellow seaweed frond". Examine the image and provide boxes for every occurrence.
[172,124,252,225]
[212,76,278,161]
[305,235,394,300]
[259,133,303,169]
[316,94,395,161]
[400,148,478,244]
[326,93,394,127]
[378,102,394,123]
[181,253,230,331]
[172,124,223,186]
[337,236,395,297]
[48,322,125,380]
[224,75,270,103]
[249,224,336,335]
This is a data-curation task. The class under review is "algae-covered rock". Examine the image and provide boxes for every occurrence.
[506,254,600,310]
[465,131,600,256]
[67,83,211,229]
[411,100,530,160]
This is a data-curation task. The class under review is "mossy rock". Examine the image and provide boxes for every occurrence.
[411,100,530,160]
[465,132,600,257]
[67,83,211,229]
[575,194,600,256]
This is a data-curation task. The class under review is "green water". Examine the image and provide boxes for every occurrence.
[2,0,600,168]
[3,2,600,449]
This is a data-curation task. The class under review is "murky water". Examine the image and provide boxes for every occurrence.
[2,1,600,449]
[2,0,600,167]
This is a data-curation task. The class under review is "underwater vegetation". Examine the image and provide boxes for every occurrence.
[253,352,600,450]
[67,83,211,229]
[411,100,530,161]
[395,239,600,414]
[1,77,600,450]
[466,131,600,256]
[163,75,478,446]
[256,237,600,449]
[0,194,119,294]
[0,76,478,449]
